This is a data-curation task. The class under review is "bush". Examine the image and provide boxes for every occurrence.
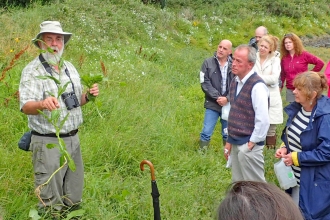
[264,0,303,19]
[0,0,54,8]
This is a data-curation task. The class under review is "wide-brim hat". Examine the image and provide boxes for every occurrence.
[32,21,72,49]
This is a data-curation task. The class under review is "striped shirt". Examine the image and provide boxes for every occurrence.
[287,107,311,185]
[218,60,228,95]
[19,56,83,134]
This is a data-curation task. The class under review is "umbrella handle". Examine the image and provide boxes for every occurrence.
[140,160,156,181]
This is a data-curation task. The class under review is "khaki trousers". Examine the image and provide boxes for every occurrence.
[31,134,84,210]
[230,142,266,182]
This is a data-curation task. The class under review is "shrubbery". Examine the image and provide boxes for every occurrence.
[0,0,54,7]
[264,0,303,19]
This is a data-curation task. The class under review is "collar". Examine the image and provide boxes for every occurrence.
[235,69,255,84]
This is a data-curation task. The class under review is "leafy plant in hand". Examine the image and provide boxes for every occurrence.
[81,73,104,102]
[81,73,106,118]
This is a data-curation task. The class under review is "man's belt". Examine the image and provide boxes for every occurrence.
[31,129,78,138]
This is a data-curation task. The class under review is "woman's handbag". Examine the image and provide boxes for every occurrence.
[18,131,32,151]
[221,102,231,121]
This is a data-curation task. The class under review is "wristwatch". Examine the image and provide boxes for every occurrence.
[85,93,90,102]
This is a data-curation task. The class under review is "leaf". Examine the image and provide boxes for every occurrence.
[60,154,65,166]
[57,81,71,98]
[58,138,66,151]
[37,110,53,124]
[36,75,61,85]
[51,109,60,121]
[59,58,64,69]
[39,49,47,54]
[64,209,85,220]
[46,143,58,149]
[29,209,41,220]
[64,151,76,171]
[81,73,104,88]
[87,92,96,102]
[121,189,131,198]
[119,81,127,86]
[46,47,54,53]
[45,91,56,97]
[59,113,70,130]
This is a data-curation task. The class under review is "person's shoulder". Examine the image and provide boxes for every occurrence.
[301,50,310,56]
[203,54,216,63]
[315,96,330,116]
[63,60,77,68]
[301,50,317,58]
[22,56,41,72]
[248,37,256,44]
[269,52,280,62]
[63,59,74,65]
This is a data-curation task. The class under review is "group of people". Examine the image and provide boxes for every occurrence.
[199,26,330,219]
[18,20,330,219]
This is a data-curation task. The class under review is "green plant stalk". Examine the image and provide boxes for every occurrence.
[35,157,68,207]
[33,46,78,207]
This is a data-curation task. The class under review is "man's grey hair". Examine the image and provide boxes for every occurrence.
[235,44,257,64]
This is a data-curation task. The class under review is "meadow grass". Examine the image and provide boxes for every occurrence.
[0,0,329,219]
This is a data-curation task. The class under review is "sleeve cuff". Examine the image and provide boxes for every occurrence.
[292,152,299,166]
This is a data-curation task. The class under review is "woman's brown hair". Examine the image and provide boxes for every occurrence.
[280,33,305,58]
[293,71,328,99]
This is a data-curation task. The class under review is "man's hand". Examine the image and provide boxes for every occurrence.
[89,83,99,97]
[217,96,228,106]
[224,142,232,160]
[41,97,60,111]
[248,141,255,150]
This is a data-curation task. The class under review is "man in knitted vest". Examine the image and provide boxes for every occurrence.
[224,45,270,182]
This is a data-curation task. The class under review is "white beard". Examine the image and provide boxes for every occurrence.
[41,45,64,66]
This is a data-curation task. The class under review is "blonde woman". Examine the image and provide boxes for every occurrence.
[254,35,283,148]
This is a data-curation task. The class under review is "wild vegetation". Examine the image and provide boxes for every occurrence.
[0,0,329,219]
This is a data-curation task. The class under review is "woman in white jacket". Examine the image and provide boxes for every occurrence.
[254,35,283,148]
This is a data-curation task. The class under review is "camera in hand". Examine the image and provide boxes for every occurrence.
[61,91,80,110]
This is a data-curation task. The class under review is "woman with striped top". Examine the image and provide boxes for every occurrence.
[275,71,330,220]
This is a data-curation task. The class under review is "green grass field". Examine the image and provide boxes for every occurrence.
[0,0,329,219]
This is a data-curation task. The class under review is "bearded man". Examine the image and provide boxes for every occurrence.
[19,21,99,215]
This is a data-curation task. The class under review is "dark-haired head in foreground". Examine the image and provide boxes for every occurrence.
[217,181,303,220]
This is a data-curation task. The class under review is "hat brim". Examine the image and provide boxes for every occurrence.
[32,31,72,49]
